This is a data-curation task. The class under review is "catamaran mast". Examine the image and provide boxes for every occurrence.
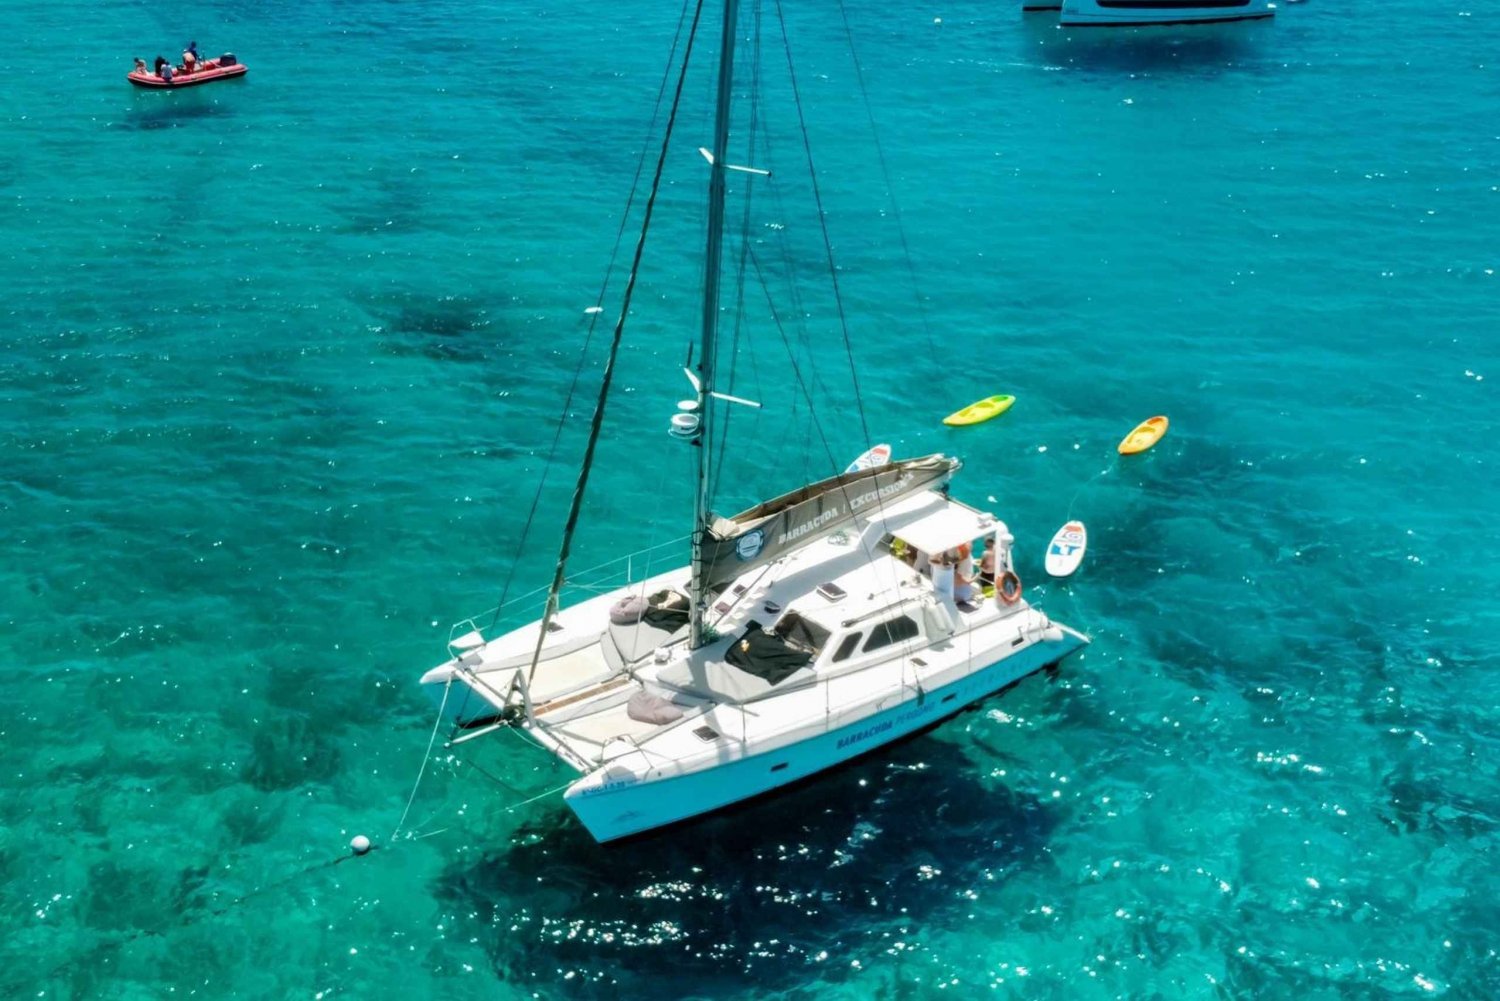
[690,0,741,648]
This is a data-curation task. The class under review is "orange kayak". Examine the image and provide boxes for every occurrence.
[1118,415,1168,455]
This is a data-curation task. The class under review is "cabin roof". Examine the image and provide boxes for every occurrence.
[782,556,910,626]
[752,489,1005,633]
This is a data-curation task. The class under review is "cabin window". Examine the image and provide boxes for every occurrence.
[773,611,831,656]
[830,632,863,662]
[862,614,920,652]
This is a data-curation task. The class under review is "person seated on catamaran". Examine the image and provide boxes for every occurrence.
[978,542,998,589]
[930,553,956,604]
[953,543,977,603]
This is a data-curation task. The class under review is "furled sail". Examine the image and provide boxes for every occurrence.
[696,453,959,593]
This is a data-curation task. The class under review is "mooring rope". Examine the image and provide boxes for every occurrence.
[1064,464,1113,521]
[390,677,452,842]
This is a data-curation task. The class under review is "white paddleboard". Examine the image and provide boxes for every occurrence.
[1045,520,1087,578]
[845,443,891,474]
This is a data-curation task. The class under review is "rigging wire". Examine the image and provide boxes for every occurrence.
[746,242,841,472]
[486,0,700,634]
[757,152,826,448]
[526,0,710,682]
[765,1,918,631]
[772,0,872,447]
[833,0,939,361]
[761,152,833,416]
[712,0,766,498]
[765,1,910,606]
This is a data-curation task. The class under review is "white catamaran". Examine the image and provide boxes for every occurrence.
[1028,0,1277,27]
[418,0,1090,844]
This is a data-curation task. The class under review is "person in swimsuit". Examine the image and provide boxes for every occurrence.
[979,541,998,589]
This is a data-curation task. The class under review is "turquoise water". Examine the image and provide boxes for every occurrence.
[4,0,1498,996]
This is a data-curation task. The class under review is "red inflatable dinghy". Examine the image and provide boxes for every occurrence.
[129,55,247,88]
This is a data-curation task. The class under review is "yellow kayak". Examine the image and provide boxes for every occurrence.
[943,394,1015,427]
[1119,415,1169,454]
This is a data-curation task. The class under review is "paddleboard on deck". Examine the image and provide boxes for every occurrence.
[1045,520,1088,577]
[1118,415,1168,455]
[943,394,1015,427]
[844,443,891,474]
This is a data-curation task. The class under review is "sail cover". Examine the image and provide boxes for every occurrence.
[696,453,959,593]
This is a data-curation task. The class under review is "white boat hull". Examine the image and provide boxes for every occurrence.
[1059,0,1274,26]
[563,626,1085,842]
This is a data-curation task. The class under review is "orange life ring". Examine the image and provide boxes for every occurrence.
[998,570,1022,604]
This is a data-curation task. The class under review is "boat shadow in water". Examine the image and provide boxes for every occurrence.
[114,97,234,132]
[434,735,1056,996]
[1021,18,1275,77]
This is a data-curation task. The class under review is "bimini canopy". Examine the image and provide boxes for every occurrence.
[890,498,1001,556]
[696,453,958,594]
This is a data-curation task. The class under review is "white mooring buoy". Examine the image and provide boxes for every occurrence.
[351,834,372,856]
